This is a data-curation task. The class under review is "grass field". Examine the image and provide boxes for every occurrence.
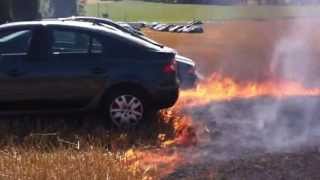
[85,1,320,22]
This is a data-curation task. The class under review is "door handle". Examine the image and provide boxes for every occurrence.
[7,69,24,77]
[91,67,105,74]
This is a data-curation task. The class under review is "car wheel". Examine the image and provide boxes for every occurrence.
[104,89,149,129]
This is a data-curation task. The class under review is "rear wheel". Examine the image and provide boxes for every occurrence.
[104,89,151,129]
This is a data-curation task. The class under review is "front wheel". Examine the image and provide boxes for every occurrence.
[104,89,150,129]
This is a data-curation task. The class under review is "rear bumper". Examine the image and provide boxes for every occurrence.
[151,86,179,109]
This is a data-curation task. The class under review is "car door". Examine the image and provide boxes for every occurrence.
[0,27,34,111]
[17,26,107,110]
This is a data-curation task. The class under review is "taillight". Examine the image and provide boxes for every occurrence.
[163,59,176,74]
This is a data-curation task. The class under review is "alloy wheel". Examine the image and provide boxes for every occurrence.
[109,94,144,128]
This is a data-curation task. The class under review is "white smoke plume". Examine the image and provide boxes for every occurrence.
[271,19,320,87]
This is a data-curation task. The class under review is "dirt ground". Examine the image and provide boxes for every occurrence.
[144,19,320,82]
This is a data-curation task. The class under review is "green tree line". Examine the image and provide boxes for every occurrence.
[0,0,85,24]
[120,0,320,5]
[0,0,40,23]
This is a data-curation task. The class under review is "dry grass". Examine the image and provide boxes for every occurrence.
[0,111,179,180]
[0,148,144,180]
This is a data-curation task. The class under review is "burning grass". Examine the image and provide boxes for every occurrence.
[120,73,320,178]
[180,73,320,106]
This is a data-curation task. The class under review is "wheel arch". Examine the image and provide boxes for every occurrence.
[100,82,152,107]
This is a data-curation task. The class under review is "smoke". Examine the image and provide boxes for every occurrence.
[181,19,320,162]
[184,96,320,161]
[270,19,320,87]
[263,18,320,151]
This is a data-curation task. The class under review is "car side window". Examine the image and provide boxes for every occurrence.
[0,29,32,55]
[51,30,90,54]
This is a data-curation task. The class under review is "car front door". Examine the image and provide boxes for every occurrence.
[0,27,34,111]
[18,27,107,110]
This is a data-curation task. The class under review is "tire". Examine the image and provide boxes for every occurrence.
[103,88,151,130]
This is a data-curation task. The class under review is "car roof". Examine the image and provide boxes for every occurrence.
[0,20,119,33]
[0,20,164,51]
[59,16,133,32]
[60,16,114,23]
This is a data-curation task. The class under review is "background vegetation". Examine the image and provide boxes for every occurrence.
[2,0,320,23]
[0,0,85,23]
[0,0,40,23]
[86,1,320,22]
[102,0,320,5]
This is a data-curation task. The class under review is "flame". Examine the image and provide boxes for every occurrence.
[180,73,320,106]
[125,110,197,178]
[125,74,320,178]
[125,148,184,178]
[160,110,197,148]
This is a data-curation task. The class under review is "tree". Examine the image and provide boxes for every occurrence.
[0,0,41,23]
[11,0,41,21]
[0,0,11,23]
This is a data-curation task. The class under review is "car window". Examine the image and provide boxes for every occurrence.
[0,29,32,55]
[51,29,90,54]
